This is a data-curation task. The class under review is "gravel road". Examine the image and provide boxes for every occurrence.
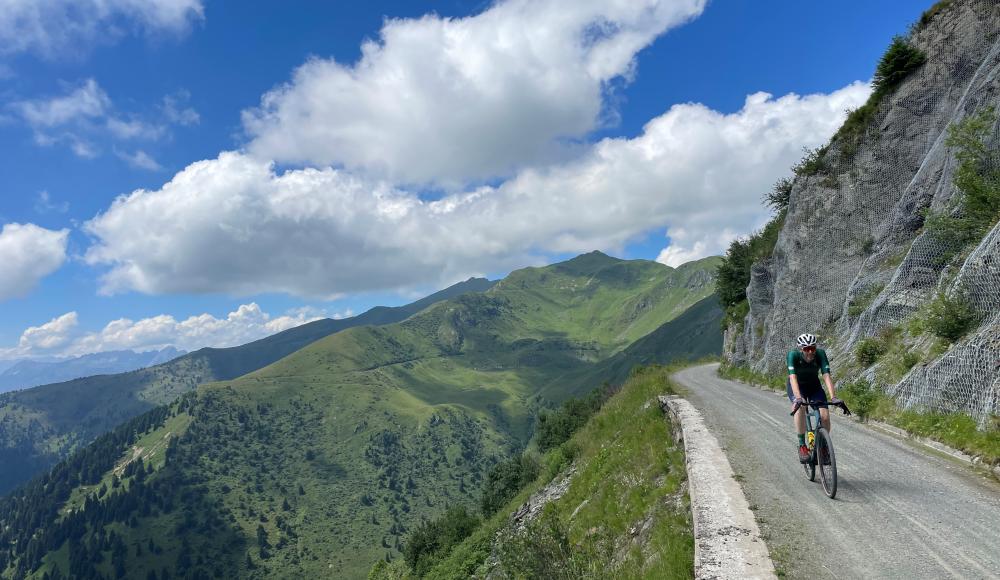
[673,364,1000,580]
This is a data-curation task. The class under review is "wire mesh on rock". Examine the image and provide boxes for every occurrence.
[725,0,1000,427]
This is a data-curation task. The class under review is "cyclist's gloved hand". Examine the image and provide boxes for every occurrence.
[830,398,852,415]
[791,397,804,412]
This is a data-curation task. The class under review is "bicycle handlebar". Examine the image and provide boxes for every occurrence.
[790,399,852,416]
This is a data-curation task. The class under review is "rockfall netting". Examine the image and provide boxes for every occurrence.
[725,0,1000,427]
[891,221,1000,426]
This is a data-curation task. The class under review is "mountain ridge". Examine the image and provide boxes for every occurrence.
[0,277,495,495]
[0,253,722,579]
[0,348,185,394]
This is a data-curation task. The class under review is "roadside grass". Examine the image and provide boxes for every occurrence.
[531,365,691,579]
[764,541,792,579]
[826,378,1000,465]
[411,365,694,579]
[895,410,1000,463]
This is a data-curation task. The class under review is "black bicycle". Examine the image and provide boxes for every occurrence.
[790,399,851,498]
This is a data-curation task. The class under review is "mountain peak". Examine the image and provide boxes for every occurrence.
[553,250,621,273]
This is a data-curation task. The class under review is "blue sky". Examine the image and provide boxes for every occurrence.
[0,0,930,357]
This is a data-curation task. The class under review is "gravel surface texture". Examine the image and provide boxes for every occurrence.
[673,364,1000,580]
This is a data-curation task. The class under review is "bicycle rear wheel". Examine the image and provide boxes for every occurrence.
[816,428,837,498]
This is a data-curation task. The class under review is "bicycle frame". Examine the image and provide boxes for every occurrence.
[790,399,850,499]
[790,399,848,422]
[802,403,825,452]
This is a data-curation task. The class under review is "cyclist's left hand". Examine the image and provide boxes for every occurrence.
[830,398,852,415]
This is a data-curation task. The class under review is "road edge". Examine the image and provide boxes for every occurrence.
[732,373,1000,481]
[659,394,777,580]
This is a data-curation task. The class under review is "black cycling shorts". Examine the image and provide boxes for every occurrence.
[786,378,828,407]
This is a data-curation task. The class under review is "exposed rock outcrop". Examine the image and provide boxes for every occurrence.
[725,0,1000,425]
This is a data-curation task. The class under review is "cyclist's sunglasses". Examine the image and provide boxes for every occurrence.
[802,345,817,353]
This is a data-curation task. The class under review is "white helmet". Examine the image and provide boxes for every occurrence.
[796,333,817,348]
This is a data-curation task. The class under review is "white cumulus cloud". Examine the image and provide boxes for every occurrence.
[69,303,320,354]
[15,311,79,351]
[243,0,707,185]
[0,223,69,301]
[84,82,870,298]
[0,0,204,58]
[0,304,348,359]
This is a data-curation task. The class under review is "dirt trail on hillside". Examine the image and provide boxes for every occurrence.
[673,364,1000,580]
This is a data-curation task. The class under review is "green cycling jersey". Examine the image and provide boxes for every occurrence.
[787,348,831,391]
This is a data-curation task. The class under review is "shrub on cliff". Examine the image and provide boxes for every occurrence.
[716,211,785,327]
[873,37,928,95]
[924,108,1000,262]
[480,454,540,517]
[855,338,887,367]
[536,389,604,452]
[495,507,614,578]
[919,290,978,344]
[403,507,480,576]
[847,284,885,318]
[839,378,881,421]
[836,37,927,158]
[763,178,793,213]
[792,146,830,177]
[914,1,953,32]
[944,107,1000,234]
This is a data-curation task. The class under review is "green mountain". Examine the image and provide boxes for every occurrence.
[0,277,495,495]
[572,292,723,388]
[0,253,721,579]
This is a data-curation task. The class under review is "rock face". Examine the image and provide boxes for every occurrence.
[725,0,1000,426]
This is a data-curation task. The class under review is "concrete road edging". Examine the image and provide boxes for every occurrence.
[658,395,777,580]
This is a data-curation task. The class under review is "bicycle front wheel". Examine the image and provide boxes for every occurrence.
[816,427,838,499]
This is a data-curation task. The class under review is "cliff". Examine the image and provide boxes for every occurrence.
[725,0,1000,426]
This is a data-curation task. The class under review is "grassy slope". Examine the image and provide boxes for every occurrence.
[5,253,718,580]
[188,252,715,577]
[422,365,694,579]
[553,293,724,395]
[0,277,495,495]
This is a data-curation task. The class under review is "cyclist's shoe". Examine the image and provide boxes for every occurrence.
[798,445,810,463]
[820,447,831,465]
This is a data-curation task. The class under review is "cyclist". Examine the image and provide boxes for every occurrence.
[787,333,841,463]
